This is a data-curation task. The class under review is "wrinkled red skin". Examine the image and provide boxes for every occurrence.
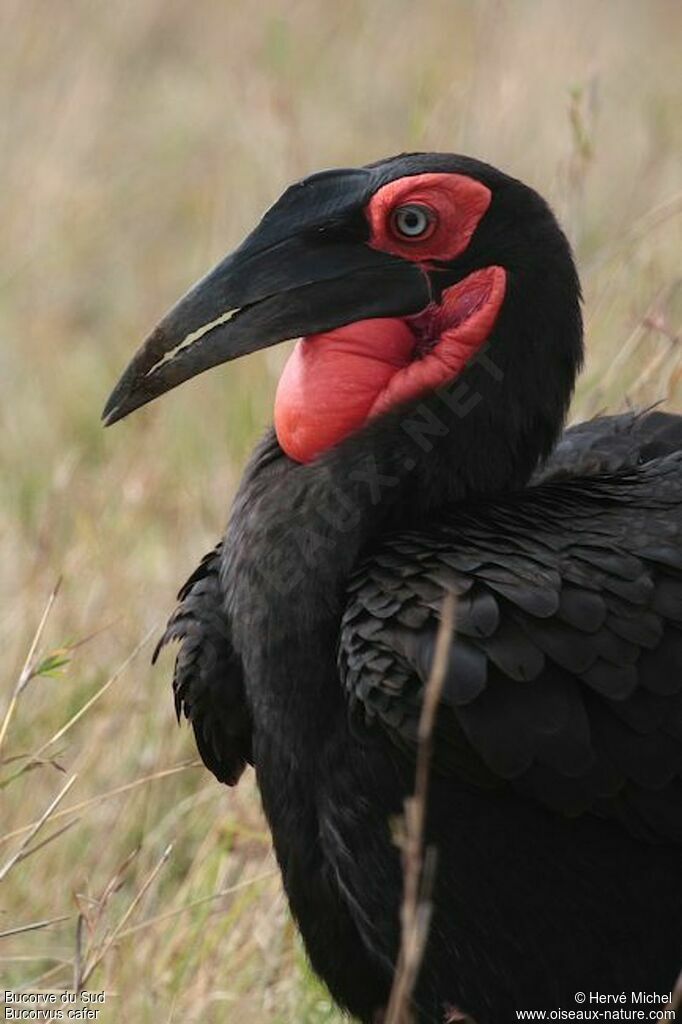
[275,267,506,463]
[274,173,505,464]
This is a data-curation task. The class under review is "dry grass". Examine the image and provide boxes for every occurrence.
[1,2,681,1021]
[386,595,456,1024]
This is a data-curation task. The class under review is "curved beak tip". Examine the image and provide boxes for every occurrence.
[102,324,174,425]
[101,387,126,427]
[101,402,124,427]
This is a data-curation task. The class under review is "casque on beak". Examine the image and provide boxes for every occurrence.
[102,168,431,425]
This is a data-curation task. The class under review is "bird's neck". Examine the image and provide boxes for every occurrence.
[223,333,568,637]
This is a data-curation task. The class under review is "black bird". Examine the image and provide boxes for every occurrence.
[104,154,682,1022]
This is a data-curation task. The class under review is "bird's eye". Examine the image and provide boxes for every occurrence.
[390,203,435,240]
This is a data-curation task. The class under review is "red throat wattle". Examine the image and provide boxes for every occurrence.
[275,265,506,463]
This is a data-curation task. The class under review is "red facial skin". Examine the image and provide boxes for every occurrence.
[274,173,506,464]
[365,172,492,263]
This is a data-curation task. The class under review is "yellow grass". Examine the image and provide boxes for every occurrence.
[1,2,680,1020]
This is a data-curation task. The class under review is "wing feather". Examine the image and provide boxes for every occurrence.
[340,426,682,843]
[154,544,252,786]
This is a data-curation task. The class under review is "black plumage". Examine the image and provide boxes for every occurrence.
[154,544,252,786]
[109,154,682,1022]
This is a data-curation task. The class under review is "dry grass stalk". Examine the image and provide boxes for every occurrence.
[385,593,456,1024]
[0,762,198,847]
[24,624,159,769]
[0,774,78,883]
[116,869,277,940]
[78,842,173,989]
[0,915,71,940]
[0,579,61,755]
[8,817,81,868]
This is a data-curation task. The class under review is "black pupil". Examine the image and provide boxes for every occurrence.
[404,211,420,228]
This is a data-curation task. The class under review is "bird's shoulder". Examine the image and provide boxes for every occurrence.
[534,408,682,482]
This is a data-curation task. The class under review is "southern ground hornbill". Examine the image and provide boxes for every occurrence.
[104,154,682,1021]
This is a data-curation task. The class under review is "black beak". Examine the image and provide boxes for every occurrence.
[102,168,431,425]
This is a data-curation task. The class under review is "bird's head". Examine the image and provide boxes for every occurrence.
[104,153,582,469]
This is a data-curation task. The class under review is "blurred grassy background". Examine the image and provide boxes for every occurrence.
[1,1,681,1020]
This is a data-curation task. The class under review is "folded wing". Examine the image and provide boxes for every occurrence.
[340,417,682,843]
